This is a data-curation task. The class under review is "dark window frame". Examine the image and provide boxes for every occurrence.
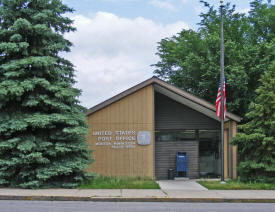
[155,129,196,142]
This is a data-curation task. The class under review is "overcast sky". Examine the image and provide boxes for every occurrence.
[62,0,252,108]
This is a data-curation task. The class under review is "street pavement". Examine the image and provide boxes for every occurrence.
[0,201,275,212]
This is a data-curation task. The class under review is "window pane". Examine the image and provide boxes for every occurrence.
[156,130,195,141]
[199,130,221,178]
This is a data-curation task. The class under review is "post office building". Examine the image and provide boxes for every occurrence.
[86,77,241,180]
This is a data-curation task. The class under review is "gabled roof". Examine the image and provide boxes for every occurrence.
[86,76,242,122]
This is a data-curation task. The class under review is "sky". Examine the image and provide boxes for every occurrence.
[61,0,253,108]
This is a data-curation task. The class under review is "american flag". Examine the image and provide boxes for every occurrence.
[216,78,226,119]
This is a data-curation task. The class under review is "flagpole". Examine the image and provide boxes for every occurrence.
[220,0,225,184]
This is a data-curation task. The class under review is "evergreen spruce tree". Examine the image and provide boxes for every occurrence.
[232,61,275,183]
[0,0,93,188]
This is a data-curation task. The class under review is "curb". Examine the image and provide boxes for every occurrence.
[0,196,275,203]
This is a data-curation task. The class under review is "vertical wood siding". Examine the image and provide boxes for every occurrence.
[224,121,238,179]
[86,85,154,178]
[224,128,229,178]
[232,121,238,179]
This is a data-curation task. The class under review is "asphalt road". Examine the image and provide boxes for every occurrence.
[1,201,275,212]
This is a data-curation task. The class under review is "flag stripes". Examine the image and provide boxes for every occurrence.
[216,78,226,119]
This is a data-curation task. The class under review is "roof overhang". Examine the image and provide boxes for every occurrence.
[86,76,242,123]
[154,84,223,122]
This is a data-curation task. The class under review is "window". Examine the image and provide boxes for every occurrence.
[199,130,221,177]
[155,130,196,142]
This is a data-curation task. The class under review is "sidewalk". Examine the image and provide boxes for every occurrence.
[157,179,208,190]
[0,188,275,203]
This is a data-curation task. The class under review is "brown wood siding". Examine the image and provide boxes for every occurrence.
[224,128,229,178]
[232,121,238,179]
[228,121,233,179]
[86,85,154,178]
[155,93,220,130]
[155,140,199,180]
[224,121,238,179]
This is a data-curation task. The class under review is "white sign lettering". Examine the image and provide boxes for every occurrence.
[92,130,151,149]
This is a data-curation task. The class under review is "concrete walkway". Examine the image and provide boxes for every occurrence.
[0,188,275,203]
[157,179,207,190]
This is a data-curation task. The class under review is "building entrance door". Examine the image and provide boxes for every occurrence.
[199,130,221,178]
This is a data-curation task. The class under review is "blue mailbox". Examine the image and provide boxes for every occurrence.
[176,152,187,177]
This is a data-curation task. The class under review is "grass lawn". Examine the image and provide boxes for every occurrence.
[198,180,275,190]
[79,176,160,189]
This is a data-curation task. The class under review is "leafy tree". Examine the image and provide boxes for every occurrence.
[153,0,274,117]
[0,0,93,188]
[232,61,275,183]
